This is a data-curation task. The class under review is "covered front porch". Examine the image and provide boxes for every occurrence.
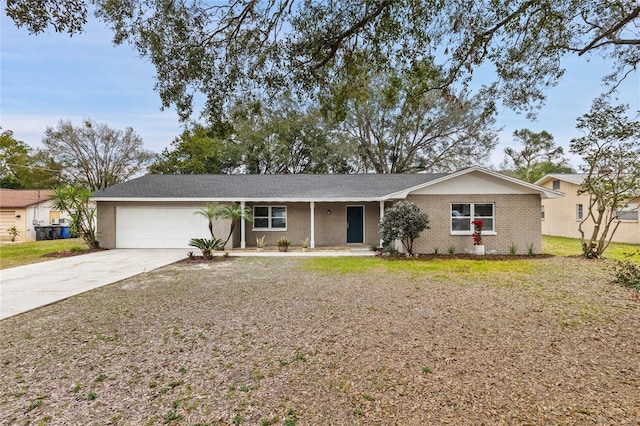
[233,201,391,249]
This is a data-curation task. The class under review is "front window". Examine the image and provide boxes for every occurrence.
[451,203,495,233]
[253,206,287,230]
[616,203,638,222]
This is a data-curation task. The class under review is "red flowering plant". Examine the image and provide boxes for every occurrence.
[471,219,484,245]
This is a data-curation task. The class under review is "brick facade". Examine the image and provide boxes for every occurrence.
[406,193,542,255]
[98,195,542,253]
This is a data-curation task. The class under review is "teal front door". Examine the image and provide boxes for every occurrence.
[346,206,364,243]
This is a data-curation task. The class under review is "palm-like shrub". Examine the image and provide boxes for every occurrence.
[188,238,224,259]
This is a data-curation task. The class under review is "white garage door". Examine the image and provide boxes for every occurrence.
[116,206,211,248]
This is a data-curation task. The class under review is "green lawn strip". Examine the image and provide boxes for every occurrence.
[0,238,88,269]
[543,235,640,262]
[303,256,534,280]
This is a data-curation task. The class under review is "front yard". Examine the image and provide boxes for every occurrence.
[0,256,638,425]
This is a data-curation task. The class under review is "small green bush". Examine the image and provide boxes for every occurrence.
[612,258,640,291]
[379,201,429,255]
[188,238,224,259]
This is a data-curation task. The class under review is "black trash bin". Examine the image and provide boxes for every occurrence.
[35,226,46,241]
[51,226,62,239]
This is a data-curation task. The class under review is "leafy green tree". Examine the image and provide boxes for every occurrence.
[149,123,241,174]
[0,128,61,188]
[379,201,430,255]
[43,119,153,191]
[569,98,640,259]
[51,186,99,248]
[341,68,497,173]
[501,129,574,182]
[232,99,354,174]
[8,1,639,120]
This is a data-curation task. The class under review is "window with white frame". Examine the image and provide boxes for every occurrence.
[253,206,287,230]
[451,203,495,233]
[576,204,583,220]
[616,203,639,221]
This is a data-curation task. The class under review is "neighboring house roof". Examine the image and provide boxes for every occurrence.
[0,189,55,208]
[535,174,588,186]
[93,166,562,202]
[536,173,640,199]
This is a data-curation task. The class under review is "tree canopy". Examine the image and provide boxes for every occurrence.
[149,123,241,174]
[7,1,639,120]
[43,119,153,191]
[501,129,573,183]
[0,128,61,189]
[342,68,496,173]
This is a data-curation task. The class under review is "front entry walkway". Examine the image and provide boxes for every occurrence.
[226,245,375,257]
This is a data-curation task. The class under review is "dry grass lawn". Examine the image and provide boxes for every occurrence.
[1,256,638,425]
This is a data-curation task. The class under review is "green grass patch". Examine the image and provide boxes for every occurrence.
[303,256,534,277]
[0,238,88,269]
[543,235,640,262]
[303,257,385,274]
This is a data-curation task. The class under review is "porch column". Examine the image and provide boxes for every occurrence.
[240,200,246,249]
[310,201,316,248]
[379,201,385,248]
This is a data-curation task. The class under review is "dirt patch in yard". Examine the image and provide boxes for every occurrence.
[0,256,638,425]
[42,247,107,258]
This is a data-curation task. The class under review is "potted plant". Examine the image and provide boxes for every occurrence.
[301,237,310,252]
[472,219,485,255]
[276,236,291,252]
[7,226,19,242]
[256,235,266,252]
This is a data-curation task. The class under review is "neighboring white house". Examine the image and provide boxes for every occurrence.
[535,174,640,244]
[0,189,70,241]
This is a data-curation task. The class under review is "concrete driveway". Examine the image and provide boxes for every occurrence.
[0,249,186,320]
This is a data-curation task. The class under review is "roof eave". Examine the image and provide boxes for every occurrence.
[92,197,387,203]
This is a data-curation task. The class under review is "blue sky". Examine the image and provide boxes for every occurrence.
[1,12,638,169]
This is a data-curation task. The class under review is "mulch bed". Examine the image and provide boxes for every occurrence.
[176,255,236,264]
[379,253,554,261]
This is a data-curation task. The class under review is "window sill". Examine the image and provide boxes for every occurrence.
[252,228,288,232]
[451,231,497,236]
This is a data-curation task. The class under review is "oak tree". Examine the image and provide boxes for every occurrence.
[7,1,639,120]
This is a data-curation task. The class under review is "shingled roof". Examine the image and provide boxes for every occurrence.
[0,189,54,208]
[92,173,448,201]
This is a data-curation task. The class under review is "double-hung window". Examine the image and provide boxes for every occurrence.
[253,206,287,230]
[451,203,495,233]
[576,204,583,220]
